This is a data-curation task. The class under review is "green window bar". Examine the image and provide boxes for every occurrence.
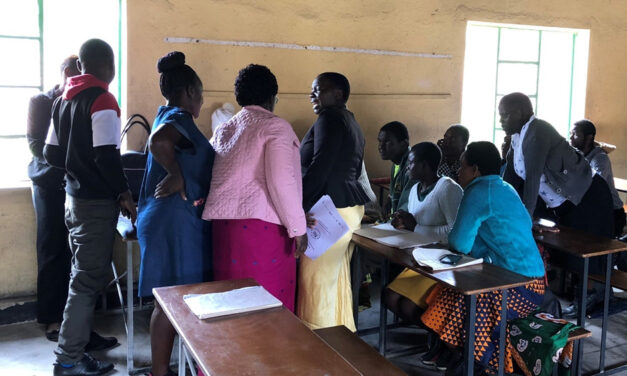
[0,0,43,140]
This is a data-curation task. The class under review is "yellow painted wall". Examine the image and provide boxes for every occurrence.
[125,0,627,180]
[2,0,627,299]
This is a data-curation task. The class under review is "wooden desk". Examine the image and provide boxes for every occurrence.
[614,177,627,193]
[534,226,627,376]
[352,234,531,376]
[153,279,363,376]
[314,326,406,376]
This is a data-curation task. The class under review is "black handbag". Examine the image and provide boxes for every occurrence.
[121,114,151,202]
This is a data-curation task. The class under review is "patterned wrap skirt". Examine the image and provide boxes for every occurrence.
[421,279,545,373]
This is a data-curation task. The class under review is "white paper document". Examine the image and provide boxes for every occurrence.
[353,223,436,249]
[305,195,350,260]
[183,286,282,319]
[412,246,483,272]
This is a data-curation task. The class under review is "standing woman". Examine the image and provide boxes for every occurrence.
[137,52,214,376]
[203,64,307,312]
[298,72,370,331]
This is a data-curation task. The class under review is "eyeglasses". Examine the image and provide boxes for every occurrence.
[274,96,279,104]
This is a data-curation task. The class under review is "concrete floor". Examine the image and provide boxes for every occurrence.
[1,284,626,375]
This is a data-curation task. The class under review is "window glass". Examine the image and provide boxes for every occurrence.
[497,63,538,95]
[0,0,39,37]
[498,28,540,62]
[0,87,39,137]
[0,38,41,86]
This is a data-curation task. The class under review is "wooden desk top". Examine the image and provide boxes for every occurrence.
[314,326,406,376]
[533,225,627,258]
[352,234,532,295]
[614,177,627,193]
[153,279,361,376]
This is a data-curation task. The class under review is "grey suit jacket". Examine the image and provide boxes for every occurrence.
[503,118,592,216]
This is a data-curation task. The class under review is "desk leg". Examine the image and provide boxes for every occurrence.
[351,246,362,331]
[126,242,134,374]
[378,257,390,355]
[464,294,477,376]
[178,336,185,376]
[497,289,508,376]
[599,253,612,372]
[574,258,589,376]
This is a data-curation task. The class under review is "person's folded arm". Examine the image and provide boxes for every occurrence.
[43,117,65,169]
[265,122,306,238]
[302,112,344,210]
[521,127,552,216]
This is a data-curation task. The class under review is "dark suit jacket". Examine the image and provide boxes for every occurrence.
[503,117,592,216]
[300,106,369,212]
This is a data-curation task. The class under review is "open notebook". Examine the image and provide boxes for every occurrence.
[183,286,282,319]
[353,223,436,249]
[412,246,483,272]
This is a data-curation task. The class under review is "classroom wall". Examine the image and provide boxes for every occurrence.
[1,0,626,300]
[125,0,627,180]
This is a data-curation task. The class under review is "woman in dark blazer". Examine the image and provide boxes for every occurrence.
[297,72,369,331]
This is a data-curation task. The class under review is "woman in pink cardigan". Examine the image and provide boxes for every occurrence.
[202,64,307,312]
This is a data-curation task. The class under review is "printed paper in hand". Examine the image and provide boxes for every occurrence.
[412,246,483,272]
[183,286,282,319]
[305,195,349,260]
[353,223,436,249]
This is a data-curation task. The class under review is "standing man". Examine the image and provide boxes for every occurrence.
[377,121,417,215]
[27,55,79,341]
[500,92,614,316]
[437,124,469,182]
[570,119,625,237]
[45,39,136,376]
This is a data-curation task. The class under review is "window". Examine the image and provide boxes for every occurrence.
[0,0,122,187]
[461,21,590,149]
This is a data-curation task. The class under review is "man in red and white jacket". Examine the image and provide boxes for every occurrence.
[44,38,136,376]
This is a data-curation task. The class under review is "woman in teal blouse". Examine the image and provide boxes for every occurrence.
[420,142,545,375]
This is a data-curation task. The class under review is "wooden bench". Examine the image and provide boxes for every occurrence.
[313,325,406,376]
[568,327,592,342]
[589,269,627,291]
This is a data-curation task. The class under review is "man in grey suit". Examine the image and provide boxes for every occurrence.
[499,92,614,316]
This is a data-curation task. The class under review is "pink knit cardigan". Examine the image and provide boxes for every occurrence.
[202,106,306,237]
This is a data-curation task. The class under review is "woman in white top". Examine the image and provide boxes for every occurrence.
[382,142,463,323]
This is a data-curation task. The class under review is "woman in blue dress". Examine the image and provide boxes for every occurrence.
[137,51,214,376]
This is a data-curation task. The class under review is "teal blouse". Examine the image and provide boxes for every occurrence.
[448,175,545,278]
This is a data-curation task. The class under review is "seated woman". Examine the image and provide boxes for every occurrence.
[382,142,462,323]
[420,141,545,376]
[202,64,307,312]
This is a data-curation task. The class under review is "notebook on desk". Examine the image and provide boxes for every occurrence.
[353,223,436,249]
[183,285,282,319]
[412,246,483,272]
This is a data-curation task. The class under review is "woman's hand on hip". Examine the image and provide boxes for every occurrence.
[154,172,187,200]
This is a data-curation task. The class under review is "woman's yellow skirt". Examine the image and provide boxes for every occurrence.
[297,205,364,331]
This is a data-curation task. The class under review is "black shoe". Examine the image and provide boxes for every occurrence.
[85,332,118,352]
[421,338,443,366]
[436,347,460,371]
[46,329,60,342]
[562,291,602,318]
[53,353,114,376]
[445,358,485,376]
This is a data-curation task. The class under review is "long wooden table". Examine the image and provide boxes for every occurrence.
[351,233,532,376]
[153,279,403,376]
[533,226,627,376]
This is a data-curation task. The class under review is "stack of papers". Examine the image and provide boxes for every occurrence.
[305,195,349,260]
[183,286,282,319]
[412,246,483,272]
[353,223,436,249]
